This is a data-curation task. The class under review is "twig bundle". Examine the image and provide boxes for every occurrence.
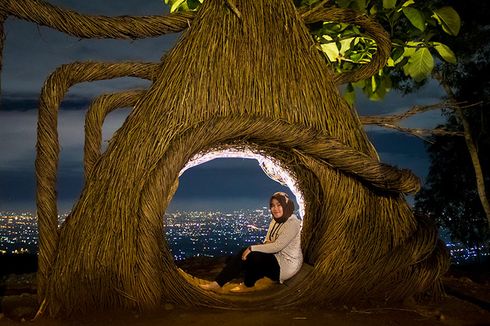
[0,0,448,316]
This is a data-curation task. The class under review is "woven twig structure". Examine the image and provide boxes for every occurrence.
[0,0,449,317]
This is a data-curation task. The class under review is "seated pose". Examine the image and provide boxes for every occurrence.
[200,192,303,293]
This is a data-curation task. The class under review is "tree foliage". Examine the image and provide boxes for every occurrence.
[415,0,490,248]
[164,0,460,104]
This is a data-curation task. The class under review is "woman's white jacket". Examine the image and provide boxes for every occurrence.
[250,214,303,283]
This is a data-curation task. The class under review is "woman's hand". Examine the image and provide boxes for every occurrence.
[241,247,252,260]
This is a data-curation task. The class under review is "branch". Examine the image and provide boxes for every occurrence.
[432,70,490,226]
[359,101,484,142]
[225,0,242,21]
[0,0,195,40]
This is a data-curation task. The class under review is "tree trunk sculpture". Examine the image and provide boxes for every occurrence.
[0,0,448,316]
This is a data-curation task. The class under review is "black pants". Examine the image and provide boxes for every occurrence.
[215,247,280,287]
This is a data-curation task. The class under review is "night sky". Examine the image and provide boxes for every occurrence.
[0,0,447,214]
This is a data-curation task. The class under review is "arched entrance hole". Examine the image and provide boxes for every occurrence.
[164,147,305,281]
[180,147,305,216]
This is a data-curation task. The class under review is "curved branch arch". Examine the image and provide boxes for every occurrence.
[84,89,148,179]
[36,61,159,300]
[0,0,194,39]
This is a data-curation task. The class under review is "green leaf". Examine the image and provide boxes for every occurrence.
[352,0,367,12]
[339,38,355,55]
[383,0,397,9]
[371,76,377,93]
[381,74,392,91]
[402,7,426,31]
[388,48,405,67]
[368,89,383,101]
[167,0,187,12]
[433,7,461,36]
[433,42,457,64]
[320,43,340,61]
[401,0,415,8]
[336,0,353,8]
[321,35,334,43]
[404,47,434,81]
[187,0,203,10]
[373,85,387,100]
[402,44,416,58]
[391,46,405,62]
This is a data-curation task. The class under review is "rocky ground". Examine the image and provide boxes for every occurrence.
[0,257,489,325]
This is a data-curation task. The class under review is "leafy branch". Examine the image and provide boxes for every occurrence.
[301,0,461,102]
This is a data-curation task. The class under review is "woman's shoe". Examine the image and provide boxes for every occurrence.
[229,283,255,293]
[199,281,221,292]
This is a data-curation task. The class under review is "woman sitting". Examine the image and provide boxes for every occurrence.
[200,192,303,292]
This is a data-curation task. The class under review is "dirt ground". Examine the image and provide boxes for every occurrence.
[1,258,489,326]
[0,295,489,326]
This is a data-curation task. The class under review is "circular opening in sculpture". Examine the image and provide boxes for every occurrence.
[164,146,305,291]
[178,147,304,216]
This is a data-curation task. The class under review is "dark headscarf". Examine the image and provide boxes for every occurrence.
[269,192,295,223]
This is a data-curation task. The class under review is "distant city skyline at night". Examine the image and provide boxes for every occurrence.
[1,209,488,265]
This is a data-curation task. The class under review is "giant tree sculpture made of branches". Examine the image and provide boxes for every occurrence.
[0,0,448,317]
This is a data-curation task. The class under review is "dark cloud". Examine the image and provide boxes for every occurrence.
[2,0,176,97]
[0,161,84,214]
[366,129,429,181]
[0,0,445,213]
[356,79,445,117]
[0,94,93,111]
[367,130,427,158]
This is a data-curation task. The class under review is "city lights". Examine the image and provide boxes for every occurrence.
[1,210,488,265]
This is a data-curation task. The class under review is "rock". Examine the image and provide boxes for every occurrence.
[460,277,474,284]
[1,294,38,321]
[402,296,417,307]
[12,306,37,320]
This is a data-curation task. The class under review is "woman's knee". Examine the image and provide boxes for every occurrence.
[246,251,264,264]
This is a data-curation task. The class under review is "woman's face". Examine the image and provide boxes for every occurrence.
[270,198,283,219]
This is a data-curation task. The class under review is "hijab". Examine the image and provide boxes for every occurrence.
[269,192,295,223]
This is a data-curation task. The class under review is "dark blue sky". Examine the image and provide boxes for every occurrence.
[0,0,446,214]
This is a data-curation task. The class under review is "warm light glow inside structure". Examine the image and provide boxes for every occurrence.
[181,148,305,217]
